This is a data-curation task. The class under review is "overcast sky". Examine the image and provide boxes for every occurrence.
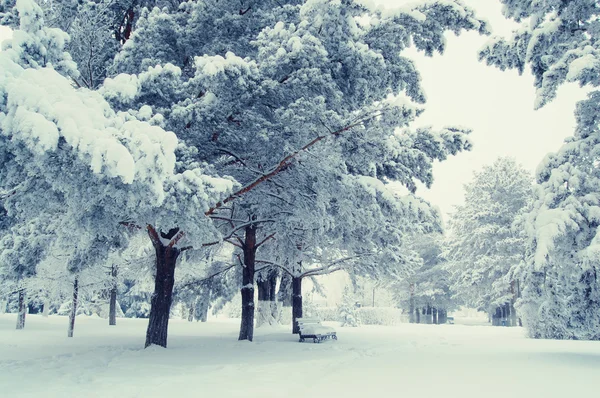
[1,1,589,223]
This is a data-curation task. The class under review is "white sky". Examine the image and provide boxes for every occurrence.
[0,2,589,223]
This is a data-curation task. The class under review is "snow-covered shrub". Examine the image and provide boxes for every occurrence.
[338,287,360,327]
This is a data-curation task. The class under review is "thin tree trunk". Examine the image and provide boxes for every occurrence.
[16,289,26,330]
[269,271,278,323]
[67,278,79,337]
[109,265,117,326]
[187,304,194,322]
[415,308,420,324]
[145,225,181,348]
[277,272,292,325]
[0,298,6,315]
[439,309,447,324]
[433,307,438,325]
[256,277,270,328]
[239,224,257,341]
[409,283,415,323]
[292,276,303,334]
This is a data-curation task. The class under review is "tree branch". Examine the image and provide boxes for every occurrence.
[255,260,295,277]
[146,224,161,247]
[205,113,382,216]
[177,264,238,290]
[255,233,276,249]
[168,231,185,247]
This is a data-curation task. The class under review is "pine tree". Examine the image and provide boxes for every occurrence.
[338,286,359,327]
[445,158,533,322]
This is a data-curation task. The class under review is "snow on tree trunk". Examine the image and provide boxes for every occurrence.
[256,270,278,328]
[432,307,438,325]
[277,272,292,325]
[145,226,181,348]
[42,298,50,317]
[438,309,445,324]
[109,266,117,326]
[238,224,256,341]
[292,276,302,334]
[187,304,194,322]
[424,306,432,324]
[67,278,79,338]
[16,289,26,330]
[0,299,7,315]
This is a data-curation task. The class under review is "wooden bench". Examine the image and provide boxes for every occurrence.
[297,317,337,343]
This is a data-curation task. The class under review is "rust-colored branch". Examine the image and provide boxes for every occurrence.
[119,221,142,230]
[255,233,276,249]
[168,231,185,247]
[146,224,161,247]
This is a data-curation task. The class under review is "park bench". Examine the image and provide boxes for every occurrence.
[297,317,337,343]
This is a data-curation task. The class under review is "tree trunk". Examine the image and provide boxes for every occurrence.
[145,225,181,348]
[0,298,6,315]
[415,308,420,324]
[187,304,194,322]
[256,277,270,328]
[408,283,415,323]
[269,271,278,323]
[42,298,50,317]
[492,307,502,326]
[68,278,79,337]
[425,305,432,324]
[109,265,117,326]
[432,307,438,325]
[292,276,303,334]
[438,309,447,324]
[256,269,278,328]
[277,272,292,325]
[16,289,26,330]
[238,224,257,341]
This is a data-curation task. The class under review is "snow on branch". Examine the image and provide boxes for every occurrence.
[205,112,383,216]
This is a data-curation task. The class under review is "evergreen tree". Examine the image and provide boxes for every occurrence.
[481,0,600,338]
[338,286,359,327]
[445,158,533,323]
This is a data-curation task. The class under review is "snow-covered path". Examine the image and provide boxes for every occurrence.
[1,315,599,397]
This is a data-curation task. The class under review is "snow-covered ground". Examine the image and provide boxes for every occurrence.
[1,315,599,398]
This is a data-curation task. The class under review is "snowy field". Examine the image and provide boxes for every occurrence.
[1,315,599,398]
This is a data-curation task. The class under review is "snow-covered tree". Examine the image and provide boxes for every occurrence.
[518,95,600,339]
[396,233,455,324]
[445,158,533,324]
[103,0,487,342]
[338,286,360,327]
[480,0,600,338]
[0,0,233,345]
[479,0,600,110]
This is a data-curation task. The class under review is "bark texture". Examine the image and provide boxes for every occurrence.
[145,226,181,348]
[16,289,26,330]
[238,224,257,341]
[67,278,79,338]
[109,266,117,326]
[292,276,303,334]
